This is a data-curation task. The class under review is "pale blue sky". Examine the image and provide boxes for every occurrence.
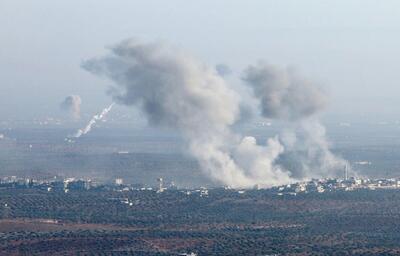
[1,0,400,122]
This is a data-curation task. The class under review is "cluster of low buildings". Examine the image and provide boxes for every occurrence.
[274,177,400,196]
[3,175,400,196]
[0,176,173,193]
[0,176,94,192]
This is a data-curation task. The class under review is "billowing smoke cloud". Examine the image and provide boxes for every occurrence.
[243,63,347,179]
[82,39,291,188]
[60,95,82,120]
[277,121,347,179]
[242,63,327,120]
[81,39,346,188]
[71,103,114,138]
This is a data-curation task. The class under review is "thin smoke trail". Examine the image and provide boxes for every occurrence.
[70,103,114,138]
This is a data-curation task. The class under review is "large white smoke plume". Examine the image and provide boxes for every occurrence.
[71,103,114,138]
[60,95,82,121]
[81,39,346,188]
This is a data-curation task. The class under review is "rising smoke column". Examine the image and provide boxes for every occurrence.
[242,63,347,179]
[60,95,82,121]
[82,39,291,188]
[72,103,114,138]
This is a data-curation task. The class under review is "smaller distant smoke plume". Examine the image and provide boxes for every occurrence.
[72,103,114,138]
[215,64,232,77]
[61,95,82,120]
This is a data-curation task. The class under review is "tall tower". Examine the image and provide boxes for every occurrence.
[344,164,348,181]
[157,178,164,193]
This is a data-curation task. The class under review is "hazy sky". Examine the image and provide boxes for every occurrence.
[1,0,400,122]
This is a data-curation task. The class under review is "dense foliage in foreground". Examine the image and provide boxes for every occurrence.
[1,188,400,255]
